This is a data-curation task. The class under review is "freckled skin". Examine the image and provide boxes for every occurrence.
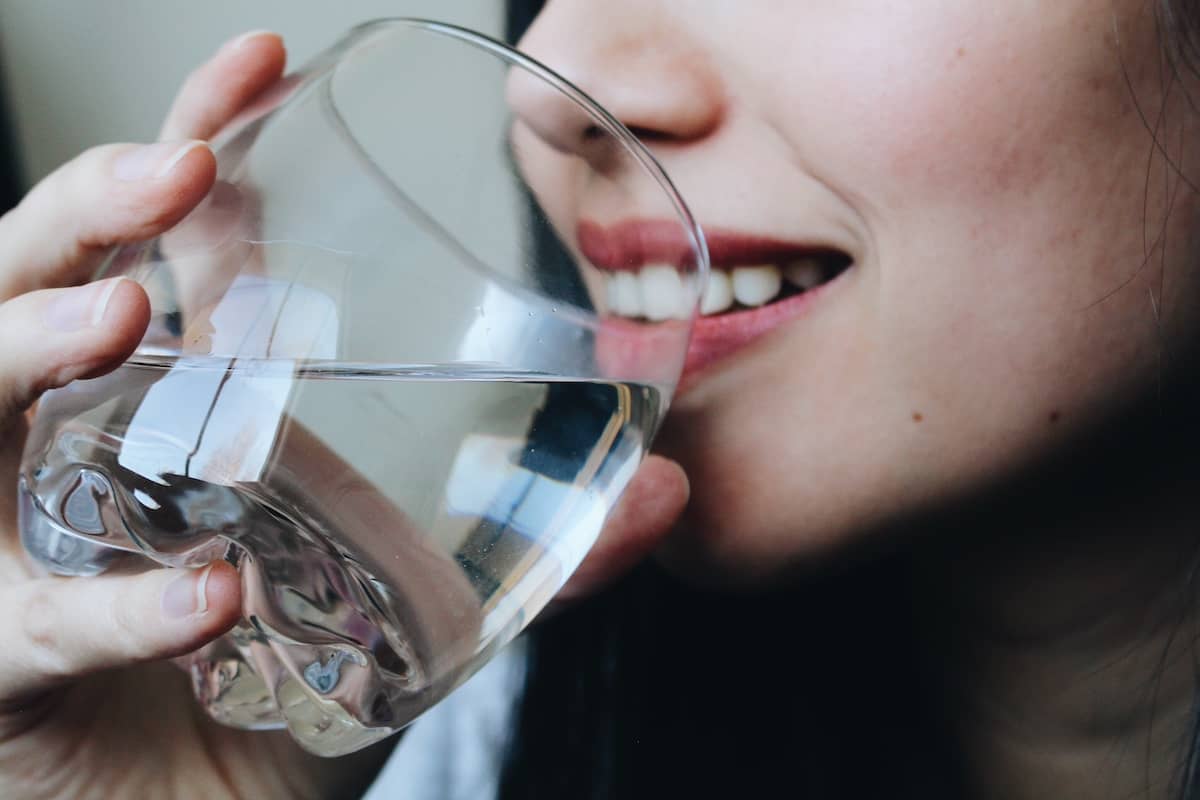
[518,1,1200,579]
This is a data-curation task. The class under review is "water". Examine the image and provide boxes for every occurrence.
[19,355,661,756]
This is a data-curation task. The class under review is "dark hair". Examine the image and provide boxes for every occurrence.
[1160,2,1200,797]
[496,2,1200,798]
[499,560,976,799]
[1163,0,1200,75]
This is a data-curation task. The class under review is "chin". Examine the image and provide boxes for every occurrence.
[649,499,837,590]
[647,432,942,590]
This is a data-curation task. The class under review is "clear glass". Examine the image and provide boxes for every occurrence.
[17,19,707,756]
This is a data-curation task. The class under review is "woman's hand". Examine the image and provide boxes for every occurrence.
[0,29,689,800]
[0,32,398,800]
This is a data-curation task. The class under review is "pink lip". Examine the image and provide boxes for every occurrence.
[680,285,835,390]
[577,219,848,389]
[577,219,834,270]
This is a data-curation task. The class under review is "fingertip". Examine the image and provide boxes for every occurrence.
[98,276,151,335]
[555,457,690,602]
[202,560,242,614]
[73,278,151,379]
[105,140,217,240]
[164,140,217,181]
[222,29,285,59]
[214,30,287,97]
[624,455,691,532]
[240,32,287,77]
[163,562,240,645]
[644,454,691,509]
[9,278,151,391]
[160,31,288,143]
[150,141,217,223]
[197,561,242,637]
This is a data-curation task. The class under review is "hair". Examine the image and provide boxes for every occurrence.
[1163,0,1200,75]
[496,2,1200,798]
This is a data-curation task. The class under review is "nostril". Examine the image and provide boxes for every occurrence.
[506,65,602,156]
[626,125,673,143]
[583,123,668,144]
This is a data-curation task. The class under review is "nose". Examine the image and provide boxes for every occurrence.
[509,2,724,155]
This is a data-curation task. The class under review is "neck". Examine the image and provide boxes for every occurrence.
[917,401,1200,799]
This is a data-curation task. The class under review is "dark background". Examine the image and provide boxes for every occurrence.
[0,50,22,213]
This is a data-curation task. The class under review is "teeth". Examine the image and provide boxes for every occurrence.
[783,258,825,290]
[608,272,642,317]
[605,258,817,320]
[700,269,734,315]
[639,264,690,321]
[731,265,782,307]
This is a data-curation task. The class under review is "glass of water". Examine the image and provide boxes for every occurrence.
[17,19,707,756]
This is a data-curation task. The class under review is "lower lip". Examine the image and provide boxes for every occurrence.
[679,271,845,389]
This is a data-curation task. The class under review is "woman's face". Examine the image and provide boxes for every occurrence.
[516,1,1200,580]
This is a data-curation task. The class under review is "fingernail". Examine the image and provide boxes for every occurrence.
[225,29,280,53]
[113,140,209,181]
[162,565,212,619]
[44,277,128,332]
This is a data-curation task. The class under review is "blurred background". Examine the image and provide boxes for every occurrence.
[0,0,502,187]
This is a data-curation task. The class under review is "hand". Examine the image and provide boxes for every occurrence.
[0,29,689,800]
[0,32,396,800]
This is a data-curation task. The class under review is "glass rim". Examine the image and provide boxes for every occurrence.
[342,16,711,290]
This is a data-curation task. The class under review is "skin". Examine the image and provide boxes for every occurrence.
[514,1,1200,797]
[518,0,1200,575]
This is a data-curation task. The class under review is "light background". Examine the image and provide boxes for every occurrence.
[0,0,503,184]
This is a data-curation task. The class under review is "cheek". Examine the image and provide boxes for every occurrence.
[838,14,1130,200]
[798,5,1181,406]
[663,2,1200,574]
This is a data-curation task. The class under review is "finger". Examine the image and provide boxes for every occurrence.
[0,141,216,301]
[0,562,240,700]
[159,31,287,142]
[554,455,689,602]
[0,278,149,426]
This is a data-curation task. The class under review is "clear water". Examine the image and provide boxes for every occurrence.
[19,355,660,756]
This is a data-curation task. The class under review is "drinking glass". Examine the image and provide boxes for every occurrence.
[17,18,707,756]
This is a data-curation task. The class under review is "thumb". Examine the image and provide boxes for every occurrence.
[0,561,241,701]
[0,277,149,429]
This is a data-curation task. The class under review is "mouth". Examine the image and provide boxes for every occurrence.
[577,219,853,381]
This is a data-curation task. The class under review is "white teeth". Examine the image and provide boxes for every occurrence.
[605,276,621,312]
[784,258,825,290]
[609,272,642,317]
[639,264,689,321]
[731,265,783,308]
[700,269,734,315]
[605,260,806,320]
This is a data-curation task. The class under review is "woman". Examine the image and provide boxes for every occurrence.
[0,1,1196,797]
[498,2,1200,798]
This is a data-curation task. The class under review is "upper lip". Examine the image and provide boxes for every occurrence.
[577,219,846,271]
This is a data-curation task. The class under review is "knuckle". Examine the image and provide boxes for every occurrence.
[13,147,107,248]
[107,591,148,652]
[176,65,211,109]
[18,585,70,679]
[0,373,31,426]
[55,145,116,193]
